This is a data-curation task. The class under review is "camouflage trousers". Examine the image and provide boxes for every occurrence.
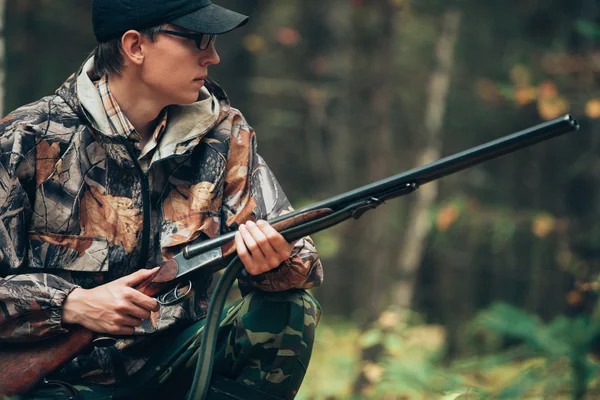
[23,289,321,400]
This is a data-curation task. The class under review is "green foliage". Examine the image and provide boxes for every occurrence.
[471,302,600,399]
[575,20,600,39]
[301,304,600,399]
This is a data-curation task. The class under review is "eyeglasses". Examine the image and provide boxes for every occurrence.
[159,30,217,50]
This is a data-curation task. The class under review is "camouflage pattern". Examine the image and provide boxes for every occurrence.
[24,289,321,400]
[210,289,321,399]
[0,55,323,384]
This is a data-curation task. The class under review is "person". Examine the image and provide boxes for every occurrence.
[0,0,323,399]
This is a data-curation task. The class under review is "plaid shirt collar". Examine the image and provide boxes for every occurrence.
[95,75,168,146]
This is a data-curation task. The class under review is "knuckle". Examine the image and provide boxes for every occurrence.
[246,266,260,276]
[246,242,258,252]
[266,231,279,241]
[237,245,248,255]
[256,237,268,247]
[269,257,280,268]
[115,302,128,313]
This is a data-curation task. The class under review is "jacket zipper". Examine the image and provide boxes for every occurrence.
[123,140,151,271]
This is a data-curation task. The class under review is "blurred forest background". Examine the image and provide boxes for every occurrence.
[4,0,600,398]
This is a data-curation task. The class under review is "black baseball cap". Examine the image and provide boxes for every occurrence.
[92,0,249,43]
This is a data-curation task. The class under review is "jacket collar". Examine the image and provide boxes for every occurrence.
[55,56,232,158]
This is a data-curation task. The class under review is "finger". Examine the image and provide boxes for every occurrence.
[114,315,143,328]
[113,326,135,336]
[239,224,267,262]
[124,287,160,312]
[256,220,295,258]
[121,290,154,319]
[111,325,136,336]
[119,267,160,287]
[236,230,258,275]
[245,220,281,267]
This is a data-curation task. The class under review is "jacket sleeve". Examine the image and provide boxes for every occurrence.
[221,114,323,292]
[0,120,79,343]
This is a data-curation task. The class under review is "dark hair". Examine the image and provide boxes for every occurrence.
[91,24,167,77]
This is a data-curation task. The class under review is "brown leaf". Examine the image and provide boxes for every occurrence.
[436,204,460,232]
[514,86,537,105]
[162,182,221,247]
[36,140,61,188]
[275,27,301,46]
[30,232,94,256]
[80,186,143,253]
[537,81,558,99]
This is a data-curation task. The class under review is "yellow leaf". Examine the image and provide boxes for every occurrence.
[378,311,400,329]
[585,99,600,119]
[243,34,266,53]
[537,96,569,120]
[362,362,384,384]
[531,213,555,238]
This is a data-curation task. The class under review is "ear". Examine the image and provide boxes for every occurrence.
[121,30,145,66]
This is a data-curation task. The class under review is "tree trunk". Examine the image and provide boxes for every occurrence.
[393,8,462,309]
[350,0,397,395]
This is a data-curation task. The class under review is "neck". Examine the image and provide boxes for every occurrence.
[108,73,165,143]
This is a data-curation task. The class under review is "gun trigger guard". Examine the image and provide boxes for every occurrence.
[157,280,193,306]
[352,197,384,219]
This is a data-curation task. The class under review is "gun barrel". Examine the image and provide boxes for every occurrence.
[184,114,578,259]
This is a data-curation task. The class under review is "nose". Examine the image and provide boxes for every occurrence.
[200,43,220,66]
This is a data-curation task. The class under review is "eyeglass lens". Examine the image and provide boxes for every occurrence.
[197,34,216,50]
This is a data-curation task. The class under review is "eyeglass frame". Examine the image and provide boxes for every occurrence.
[158,30,217,50]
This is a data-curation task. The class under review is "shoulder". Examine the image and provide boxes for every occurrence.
[0,95,85,175]
[0,95,83,141]
[206,104,256,154]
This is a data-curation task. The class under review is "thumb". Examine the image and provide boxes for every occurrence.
[119,267,160,287]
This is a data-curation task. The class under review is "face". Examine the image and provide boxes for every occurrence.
[138,25,221,105]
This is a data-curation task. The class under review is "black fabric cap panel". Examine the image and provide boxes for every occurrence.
[93,0,212,42]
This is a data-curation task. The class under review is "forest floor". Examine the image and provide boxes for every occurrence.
[298,316,600,400]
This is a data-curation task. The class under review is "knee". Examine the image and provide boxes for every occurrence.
[239,289,322,347]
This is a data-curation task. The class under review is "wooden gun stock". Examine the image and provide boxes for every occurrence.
[0,264,177,396]
[0,328,94,396]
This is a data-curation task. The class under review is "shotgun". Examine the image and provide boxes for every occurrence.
[0,115,580,396]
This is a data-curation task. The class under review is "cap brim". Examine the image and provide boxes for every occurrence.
[170,4,249,35]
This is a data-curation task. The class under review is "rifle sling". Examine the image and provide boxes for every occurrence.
[187,255,244,400]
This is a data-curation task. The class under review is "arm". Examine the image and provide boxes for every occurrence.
[221,114,323,292]
[0,120,160,342]
[0,123,82,343]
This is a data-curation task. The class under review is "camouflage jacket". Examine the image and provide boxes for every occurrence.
[0,56,322,382]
